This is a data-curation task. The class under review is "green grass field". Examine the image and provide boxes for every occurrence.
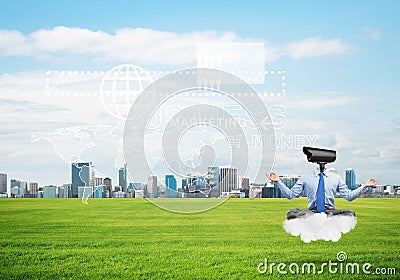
[0,198,398,279]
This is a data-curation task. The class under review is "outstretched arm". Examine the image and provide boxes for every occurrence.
[337,178,378,201]
[266,172,304,199]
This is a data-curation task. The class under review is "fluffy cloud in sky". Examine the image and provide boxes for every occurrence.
[361,26,381,41]
[0,26,355,65]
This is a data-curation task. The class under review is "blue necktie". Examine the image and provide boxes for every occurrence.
[317,173,325,213]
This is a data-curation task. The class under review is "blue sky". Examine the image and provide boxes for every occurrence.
[0,1,399,187]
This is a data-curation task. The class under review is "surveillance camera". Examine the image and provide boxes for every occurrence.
[302,146,336,163]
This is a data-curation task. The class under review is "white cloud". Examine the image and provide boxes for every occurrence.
[0,30,31,56]
[0,27,238,65]
[362,26,381,41]
[377,146,400,163]
[334,133,361,150]
[284,38,355,59]
[283,213,357,243]
[30,26,110,53]
[283,94,359,110]
[0,26,355,65]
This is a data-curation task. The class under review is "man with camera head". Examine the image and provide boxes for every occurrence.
[266,147,378,219]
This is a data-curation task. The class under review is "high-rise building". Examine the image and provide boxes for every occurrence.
[43,185,57,198]
[103,177,112,198]
[158,184,166,198]
[207,167,219,188]
[71,162,95,198]
[0,173,7,194]
[238,177,250,189]
[181,178,188,191]
[218,166,237,196]
[11,186,21,197]
[207,166,220,197]
[165,175,177,191]
[62,183,72,198]
[119,164,127,192]
[11,179,27,196]
[238,177,250,198]
[126,188,135,198]
[345,168,356,190]
[147,175,158,198]
[78,186,93,198]
[95,177,104,186]
[58,185,69,198]
[103,177,112,189]
[99,186,108,198]
[165,175,177,198]
[29,182,38,196]
[93,186,103,198]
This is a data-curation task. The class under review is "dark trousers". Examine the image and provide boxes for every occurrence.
[286,208,356,220]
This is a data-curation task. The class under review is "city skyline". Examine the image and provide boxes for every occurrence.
[1,162,397,198]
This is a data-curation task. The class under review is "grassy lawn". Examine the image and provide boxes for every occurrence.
[0,198,398,279]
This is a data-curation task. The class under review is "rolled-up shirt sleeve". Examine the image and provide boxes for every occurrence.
[277,178,304,199]
[337,177,366,201]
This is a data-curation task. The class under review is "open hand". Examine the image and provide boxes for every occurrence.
[266,172,279,182]
[365,178,378,187]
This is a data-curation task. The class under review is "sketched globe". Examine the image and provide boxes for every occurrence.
[100,64,152,120]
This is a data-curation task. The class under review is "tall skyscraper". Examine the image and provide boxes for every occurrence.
[207,166,220,197]
[58,185,70,198]
[95,177,104,186]
[29,182,38,196]
[103,177,112,198]
[119,164,127,192]
[147,175,158,198]
[165,175,177,191]
[345,168,356,190]
[237,176,250,189]
[165,175,177,198]
[71,162,95,198]
[62,183,72,198]
[218,166,237,196]
[103,177,112,189]
[181,178,188,190]
[0,173,7,194]
[237,176,250,198]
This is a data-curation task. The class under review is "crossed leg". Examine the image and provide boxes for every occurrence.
[286,208,356,220]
